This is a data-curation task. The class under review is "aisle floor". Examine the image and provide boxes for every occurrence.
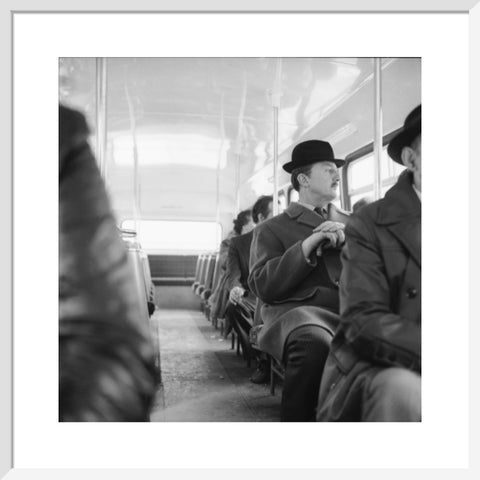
[150,309,281,422]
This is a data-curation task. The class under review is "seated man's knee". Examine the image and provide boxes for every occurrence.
[364,367,421,421]
[286,325,332,369]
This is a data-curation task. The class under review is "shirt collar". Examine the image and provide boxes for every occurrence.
[296,201,328,216]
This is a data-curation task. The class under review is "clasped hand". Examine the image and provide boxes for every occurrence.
[302,221,346,258]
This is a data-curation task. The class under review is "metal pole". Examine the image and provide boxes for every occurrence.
[216,93,225,241]
[95,58,108,179]
[124,81,140,233]
[235,154,241,214]
[373,58,383,200]
[272,106,279,216]
[271,58,282,216]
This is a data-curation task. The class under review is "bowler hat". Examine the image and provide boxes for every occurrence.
[282,140,345,173]
[387,105,421,164]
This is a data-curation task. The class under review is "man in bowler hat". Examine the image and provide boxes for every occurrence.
[248,139,349,421]
[316,105,422,422]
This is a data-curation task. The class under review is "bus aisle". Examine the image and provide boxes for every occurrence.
[150,309,280,422]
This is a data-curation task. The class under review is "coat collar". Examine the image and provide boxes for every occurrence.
[376,171,421,266]
[376,171,421,226]
[285,201,347,228]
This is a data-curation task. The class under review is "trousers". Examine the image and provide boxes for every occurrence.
[362,367,421,421]
[224,302,254,359]
[281,324,332,422]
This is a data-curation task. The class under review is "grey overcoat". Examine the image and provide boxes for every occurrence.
[248,202,349,361]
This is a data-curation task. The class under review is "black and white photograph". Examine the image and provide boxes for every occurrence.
[58,57,421,423]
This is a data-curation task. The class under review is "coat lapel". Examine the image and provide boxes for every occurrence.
[387,219,421,267]
[285,201,349,229]
[377,172,421,267]
[285,202,321,229]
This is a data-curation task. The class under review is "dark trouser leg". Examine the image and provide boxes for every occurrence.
[224,303,252,358]
[281,325,332,422]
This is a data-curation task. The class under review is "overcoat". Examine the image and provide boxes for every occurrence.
[316,171,421,421]
[209,231,237,319]
[248,202,349,361]
[226,230,257,314]
[226,230,253,292]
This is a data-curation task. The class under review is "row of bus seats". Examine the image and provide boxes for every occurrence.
[192,251,220,317]
[192,251,235,339]
[191,252,283,394]
[120,228,161,383]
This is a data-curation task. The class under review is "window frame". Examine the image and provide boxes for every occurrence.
[341,126,404,210]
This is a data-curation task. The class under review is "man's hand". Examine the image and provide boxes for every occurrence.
[312,221,345,247]
[229,286,245,305]
[302,221,346,259]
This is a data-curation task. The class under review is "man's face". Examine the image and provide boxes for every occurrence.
[242,216,255,234]
[305,161,340,201]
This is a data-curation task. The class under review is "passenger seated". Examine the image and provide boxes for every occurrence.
[248,140,349,421]
[208,210,254,329]
[59,104,157,421]
[316,105,421,422]
[223,195,273,382]
[352,196,372,214]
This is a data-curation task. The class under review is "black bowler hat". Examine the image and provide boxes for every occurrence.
[387,105,421,164]
[282,140,345,173]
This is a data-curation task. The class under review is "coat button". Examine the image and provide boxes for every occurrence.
[406,287,418,299]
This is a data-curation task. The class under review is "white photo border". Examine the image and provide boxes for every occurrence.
[2,1,479,479]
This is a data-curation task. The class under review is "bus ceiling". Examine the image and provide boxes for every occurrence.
[59,57,420,229]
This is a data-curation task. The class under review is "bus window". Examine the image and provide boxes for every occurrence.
[288,187,299,204]
[278,191,287,213]
[346,146,406,208]
[121,219,222,254]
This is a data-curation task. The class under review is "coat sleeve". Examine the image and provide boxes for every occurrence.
[339,214,421,372]
[248,222,316,304]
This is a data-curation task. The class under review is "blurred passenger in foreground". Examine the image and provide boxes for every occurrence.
[317,105,421,422]
[59,104,157,421]
[249,140,349,421]
[208,209,254,328]
[352,196,372,214]
[224,196,273,382]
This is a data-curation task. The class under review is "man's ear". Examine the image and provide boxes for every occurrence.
[401,146,416,172]
[298,173,309,188]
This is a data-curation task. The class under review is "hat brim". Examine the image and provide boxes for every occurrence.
[387,124,421,164]
[282,157,345,174]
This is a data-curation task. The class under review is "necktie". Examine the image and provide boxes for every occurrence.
[314,207,328,221]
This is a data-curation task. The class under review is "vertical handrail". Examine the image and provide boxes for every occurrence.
[234,67,247,215]
[373,58,383,200]
[272,106,279,215]
[271,58,283,216]
[216,93,225,243]
[95,58,108,179]
[235,154,241,215]
[124,79,141,233]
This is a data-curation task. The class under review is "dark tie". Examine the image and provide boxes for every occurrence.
[314,207,328,221]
